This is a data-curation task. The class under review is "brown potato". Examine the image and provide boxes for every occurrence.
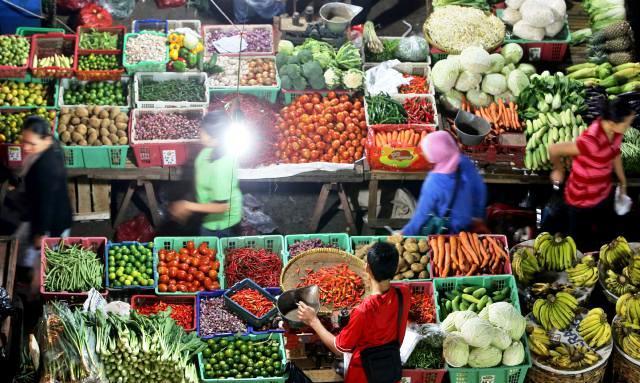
[75,124,87,135]
[118,136,128,145]
[115,123,127,130]
[98,110,109,119]
[403,252,415,266]
[87,132,98,145]
[108,134,118,144]
[60,107,70,115]
[99,128,110,137]
[418,239,428,253]
[58,124,67,133]
[410,263,425,273]
[78,139,88,146]
[71,132,83,142]
[89,117,101,129]
[109,126,117,134]
[71,117,81,125]
[80,117,89,125]
[402,270,415,279]
[397,257,408,273]
[114,113,128,124]
[116,130,126,138]
[87,128,97,136]
[100,119,111,130]
[101,136,112,145]
[75,107,89,118]
[387,233,403,244]
[404,242,419,253]
[393,274,403,281]
[109,107,120,119]
[59,114,71,125]
[420,255,429,265]
[418,271,429,279]
[60,131,71,143]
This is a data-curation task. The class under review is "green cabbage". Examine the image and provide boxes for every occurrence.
[496,91,514,103]
[443,89,464,110]
[501,43,524,64]
[278,40,294,55]
[453,311,478,332]
[432,59,460,92]
[502,341,525,366]
[491,328,512,350]
[488,53,506,73]
[443,333,469,367]
[460,46,492,74]
[455,71,482,92]
[507,69,530,97]
[396,36,429,62]
[467,89,493,107]
[487,302,526,340]
[482,73,508,96]
[518,63,536,76]
[468,346,502,368]
[461,318,494,348]
[501,63,517,77]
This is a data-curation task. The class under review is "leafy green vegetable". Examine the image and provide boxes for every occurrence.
[517,72,586,119]
[366,39,399,62]
[334,42,362,70]
[405,340,443,369]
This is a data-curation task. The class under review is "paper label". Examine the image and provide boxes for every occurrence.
[213,35,247,54]
[480,376,496,383]
[162,150,177,165]
[8,146,21,162]
[380,146,418,168]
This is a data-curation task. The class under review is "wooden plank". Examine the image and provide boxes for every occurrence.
[77,178,92,215]
[67,179,78,214]
[0,241,6,287]
[92,181,111,215]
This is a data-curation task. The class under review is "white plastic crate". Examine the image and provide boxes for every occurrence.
[133,72,209,109]
[58,77,131,108]
[364,93,439,128]
[168,19,201,34]
[202,24,275,58]
[363,62,434,96]
[129,107,205,145]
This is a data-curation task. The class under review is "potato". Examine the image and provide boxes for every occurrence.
[395,243,403,256]
[403,252,415,266]
[87,128,97,136]
[399,263,409,273]
[115,123,127,130]
[116,130,126,138]
[109,107,120,119]
[404,242,419,253]
[58,124,67,133]
[59,114,71,125]
[387,233,403,244]
[109,126,117,134]
[405,237,417,244]
[92,106,102,115]
[411,263,425,273]
[397,257,408,272]
[75,107,89,118]
[420,255,429,265]
[109,134,118,144]
[75,124,87,135]
[118,136,128,145]
[100,119,111,130]
[393,274,403,281]
[71,117,81,125]
[418,271,429,279]
[87,132,98,145]
[99,128,110,137]
[114,113,128,124]
[78,139,88,146]
[80,117,89,125]
[67,126,75,133]
[98,110,109,119]
[60,131,71,143]
[418,239,428,253]
[89,117,101,129]
[402,270,415,279]
[71,132,83,142]
[60,107,70,115]
[101,136,112,145]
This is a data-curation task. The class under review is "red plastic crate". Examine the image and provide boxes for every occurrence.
[365,125,434,172]
[427,234,512,278]
[131,294,196,331]
[0,35,30,78]
[74,52,125,81]
[402,369,446,383]
[0,144,24,169]
[392,281,437,324]
[76,26,126,55]
[515,41,569,62]
[463,142,525,168]
[29,33,77,78]
[40,237,109,300]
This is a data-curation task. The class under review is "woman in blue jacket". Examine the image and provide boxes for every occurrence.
[402,131,487,235]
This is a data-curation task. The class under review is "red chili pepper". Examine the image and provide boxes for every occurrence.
[225,247,282,287]
[409,293,436,324]
[136,301,193,329]
[404,97,435,124]
[231,288,274,317]
[298,263,364,309]
[399,74,428,94]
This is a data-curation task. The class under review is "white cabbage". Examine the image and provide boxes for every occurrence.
[460,46,492,74]
[502,341,526,366]
[443,333,470,367]
[491,328,512,350]
[461,317,494,348]
[488,53,506,73]
[501,43,524,64]
[468,346,502,368]
[453,310,478,331]
[482,73,508,96]
[455,71,483,92]
[466,89,493,107]
[507,69,530,96]
[487,302,526,340]
[432,59,460,92]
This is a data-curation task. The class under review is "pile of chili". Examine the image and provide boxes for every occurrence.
[409,293,436,324]
[399,74,429,94]
[136,301,193,329]
[225,247,282,287]
[231,288,274,318]
[404,97,435,124]
[298,263,364,309]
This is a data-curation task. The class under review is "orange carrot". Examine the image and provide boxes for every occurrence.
[443,243,451,277]
[414,132,420,146]
[460,232,481,265]
[429,238,439,270]
[387,132,392,144]
[437,236,446,272]
[466,264,478,276]
[487,237,508,259]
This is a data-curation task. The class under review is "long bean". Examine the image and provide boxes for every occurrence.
[365,94,407,125]
[44,243,103,292]
[138,78,206,102]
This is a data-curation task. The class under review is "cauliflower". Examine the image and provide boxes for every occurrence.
[324,67,343,89]
[342,68,364,90]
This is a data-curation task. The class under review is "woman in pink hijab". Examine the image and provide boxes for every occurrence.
[402,131,487,235]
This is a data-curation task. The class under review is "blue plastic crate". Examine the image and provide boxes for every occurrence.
[224,278,277,328]
[197,290,250,339]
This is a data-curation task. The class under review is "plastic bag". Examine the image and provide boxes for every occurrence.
[239,194,278,235]
[155,0,186,8]
[615,186,632,215]
[396,36,429,62]
[57,0,91,11]
[234,0,285,23]
[79,3,113,28]
[365,59,411,95]
[115,213,156,243]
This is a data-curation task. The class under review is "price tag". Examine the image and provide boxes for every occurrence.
[527,47,542,61]
[8,146,21,162]
[162,150,177,166]
[401,378,412,383]
[480,375,496,383]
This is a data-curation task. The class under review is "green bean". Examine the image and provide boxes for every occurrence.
[44,242,103,292]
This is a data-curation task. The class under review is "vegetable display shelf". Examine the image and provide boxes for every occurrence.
[133,72,210,109]
[58,77,131,108]
[15,27,64,37]
[202,24,275,57]
[281,88,355,105]
[362,36,432,66]
[130,294,196,332]
[40,237,109,300]
[122,32,169,74]
[219,235,286,288]
[131,19,168,34]
[427,234,512,278]
[284,233,352,257]
[29,33,77,78]
[197,333,287,383]
[104,241,154,291]
[76,26,126,55]
[0,35,30,78]
[55,107,129,169]
[498,10,571,62]
[224,278,278,328]
[209,56,281,104]
[129,107,204,168]
[432,275,520,323]
[0,107,57,169]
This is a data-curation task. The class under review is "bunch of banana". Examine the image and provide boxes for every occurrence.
[533,232,577,271]
[620,330,640,359]
[616,293,640,322]
[528,324,551,356]
[578,308,612,348]
[605,269,638,296]
[566,255,599,287]
[529,282,575,300]
[549,344,600,370]
[533,292,578,330]
[600,236,633,270]
[627,255,640,285]
[512,247,541,284]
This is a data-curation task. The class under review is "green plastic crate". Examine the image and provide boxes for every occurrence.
[219,235,286,287]
[153,236,224,295]
[0,76,59,110]
[351,235,431,281]
[16,27,65,37]
[285,233,351,257]
[432,275,520,322]
[209,86,280,104]
[445,336,532,383]
[197,333,286,383]
[61,145,128,168]
[122,32,169,74]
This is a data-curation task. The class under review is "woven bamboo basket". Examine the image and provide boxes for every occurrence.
[280,248,369,314]
[423,11,504,54]
[613,343,640,383]
[525,362,607,383]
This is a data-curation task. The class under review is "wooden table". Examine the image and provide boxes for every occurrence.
[0,237,18,358]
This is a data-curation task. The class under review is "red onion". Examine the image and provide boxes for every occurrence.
[199,297,247,337]
[134,113,200,141]
[205,28,272,55]
[289,239,338,258]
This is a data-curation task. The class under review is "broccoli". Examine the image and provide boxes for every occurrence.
[275,52,289,69]
[287,55,300,65]
[302,61,324,81]
[296,49,314,64]
[292,77,308,91]
[279,63,308,90]
[281,76,293,90]
[309,76,326,90]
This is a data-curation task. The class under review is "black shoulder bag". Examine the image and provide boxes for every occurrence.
[359,287,404,383]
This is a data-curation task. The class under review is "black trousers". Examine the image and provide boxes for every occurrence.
[567,193,615,253]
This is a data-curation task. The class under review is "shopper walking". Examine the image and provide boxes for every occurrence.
[401,131,487,236]
[297,242,410,383]
[548,98,635,251]
[169,110,242,237]
[15,116,72,298]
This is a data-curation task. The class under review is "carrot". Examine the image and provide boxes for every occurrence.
[469,232,481,255]
[414,132,420,146]
[460,232,481,265]
[429,238,439,271]
[478,237,491,268]
[466,264,478,276]
[437,236,446,272]
[392,131,398,144]
[487,237,508,259]
[443,243,451,277]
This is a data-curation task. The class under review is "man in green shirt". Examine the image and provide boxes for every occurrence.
[169,111,243,237]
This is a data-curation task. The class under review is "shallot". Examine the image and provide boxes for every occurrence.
[205,27,272,55]
[134,113,200,141]
[199,297,247,336]
[125,33,167,64]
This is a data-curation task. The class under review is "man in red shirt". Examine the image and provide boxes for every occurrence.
[297,242,410,383]
[549,98,635,250]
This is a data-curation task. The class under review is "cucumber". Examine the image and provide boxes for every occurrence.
[472,287,487,299]
[463,286,479,294]
[452,295,461,311]
[462,293,481,304]
[477,295,490,310]
[468,303,477,312]
[459,301,470,311]
[445,300,452,311]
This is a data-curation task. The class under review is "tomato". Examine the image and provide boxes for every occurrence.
[331,155,340,163]
[311,150,320,160]
[157,266,168,275]
[353,100,362,109]
[335,122,345,132]
[168,267,178,278]
[188,266,197,275]
[186,241,195,250]
[299,94,310,103]
[211,260,220,270]
[186,274,194,282]
[193,280,201,288]
[208,269,218,279]
[177,284,187,292]
[158,283,168,292]
[185,256,193,265]
[168,284,177,292]
[178,263,189,271]
[331,140,341,149]
[178,253,188,263]
[336,112,345,123]
[198,264,211,273]
[311,95,321,104]
[339,95,349,102]
[327,91,337,100]
[303,103,313,113]
[317,141,326,150]
[165,252,175,262]
[175,270,186,280]
[167,260,179,268]
[159,253,166,262]
[159,275,170,284]
[212,281,221,289]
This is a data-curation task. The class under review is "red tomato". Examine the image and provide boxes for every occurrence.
[158,284,168,292]
[165,252,176,262]
[186,241,195,250]
[167,260,179,268]
[168,284,177,292]
[178,254,188,263]
[198,265,211,273]
[177,284,187,292]
[194,271,205,281]
[159,253,166,262]
[188,267,197,275]
[157,266,168,275]
[186,274,194,282]
[176,270,187,280]
[159,275,170,284]
[168,267,178,278]
[327,91,337,100]
[178,263,189,271]
[204,280,214,290]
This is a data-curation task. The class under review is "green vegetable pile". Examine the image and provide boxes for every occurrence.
[517,71,586,119]
[79,29,119,50]
[568,62,640,95]
[406,340,443,369]
[366,39,399,62]
[365,94,407,124]
[42,302,204,383]
[43,242,103,292]
[276,39,363,91]
[63,81,127,106]
[438,285,512,319]
[622,128,640,174]
[77,54,120,71]
[107,242,154,288]
[433,0,489,10]
[201,336,284,379]
[0,35,30,67]
[138,78,206,102]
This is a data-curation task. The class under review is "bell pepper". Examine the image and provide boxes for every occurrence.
[168,33,182,44]
[172,58,187,72]
[186,52,197,68]
[191,42,204,54]
[169,43,180,52]
[179,47,190,59]
[169,48,179,61]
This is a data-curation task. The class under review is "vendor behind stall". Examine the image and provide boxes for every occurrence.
[401,131,487,235]
[297,242,410,383]
[169,111,243,237]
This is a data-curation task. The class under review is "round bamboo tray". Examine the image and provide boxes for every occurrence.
[525,362,607,383]
[280,248,369,313]
[423,8,504,54]
[613,343,640,383]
